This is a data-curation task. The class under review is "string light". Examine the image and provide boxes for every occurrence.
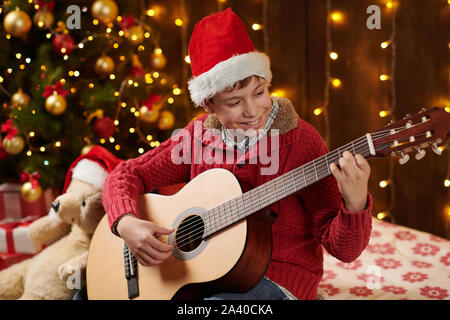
[377,212,387,220]
[330,11,343,23]
[379,110,390,117]
[379,180,389,188]
[381,41,391,49]
[252,23,263,31]
[329,52,338,60]
[331,78,342,88]
[444,179,450,188]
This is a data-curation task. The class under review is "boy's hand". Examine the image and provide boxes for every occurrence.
[117,215,174,267]
[329,151,371,212]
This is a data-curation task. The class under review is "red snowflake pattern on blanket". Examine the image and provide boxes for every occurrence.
[420,286,448,300]
[349,286,373,297]
[402,272,428,283]
[375,258,402,269]
[382,285,407,295]
[412,243,440,256]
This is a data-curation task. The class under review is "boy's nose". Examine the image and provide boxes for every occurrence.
[243,103,258,118]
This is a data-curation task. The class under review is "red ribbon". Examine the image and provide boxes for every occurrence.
[118,15,135,30]
[42,81,68,98]
[36,1,55,13]
[141,93,162,109]
[1,119,18,140]
[128,66,145,78]
[20,172,41,189]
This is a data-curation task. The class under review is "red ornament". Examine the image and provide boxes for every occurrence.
[52,33,75,56]
[92,116,115,138]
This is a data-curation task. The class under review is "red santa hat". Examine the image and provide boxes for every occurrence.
[188,8,272,107]
[62,145,122,193]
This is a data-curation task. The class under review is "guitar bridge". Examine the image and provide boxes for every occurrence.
[123,243,139,299]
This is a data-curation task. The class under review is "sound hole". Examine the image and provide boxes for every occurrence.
[175,215,204,253]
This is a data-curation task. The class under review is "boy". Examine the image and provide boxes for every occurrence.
[102,8,372,300]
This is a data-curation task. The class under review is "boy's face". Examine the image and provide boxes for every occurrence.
[202,76,272,133]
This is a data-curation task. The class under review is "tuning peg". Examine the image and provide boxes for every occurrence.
[420,107,427,113]
[398,151,410,165]
[432,142,442,155]
[414,146,426,160]
[403,113,411,119]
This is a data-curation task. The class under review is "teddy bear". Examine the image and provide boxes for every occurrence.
[0,146,122,300]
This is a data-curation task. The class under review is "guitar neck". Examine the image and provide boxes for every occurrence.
[202,134,375,238]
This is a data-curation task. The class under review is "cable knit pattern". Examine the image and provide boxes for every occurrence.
[102,97,373,300]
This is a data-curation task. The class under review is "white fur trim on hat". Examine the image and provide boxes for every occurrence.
[188,51,272,107]
[71,159,109,190]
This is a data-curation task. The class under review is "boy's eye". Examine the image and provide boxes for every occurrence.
[256,91,264,95]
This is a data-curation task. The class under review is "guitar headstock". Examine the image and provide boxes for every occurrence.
[370,107,450,164]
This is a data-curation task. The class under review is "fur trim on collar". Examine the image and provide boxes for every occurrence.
[202,96,299,135]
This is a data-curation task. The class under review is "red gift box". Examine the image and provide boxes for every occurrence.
[0,252,34,271]
[0,183,58,222]
[0,217,44,255]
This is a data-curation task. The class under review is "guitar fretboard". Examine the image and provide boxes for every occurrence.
[202,134,375,238]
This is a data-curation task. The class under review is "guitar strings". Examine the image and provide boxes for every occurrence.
[173,125,408,237]
[174,129,394,239]
[174,137,374,248]
[174,125,419,248]
[174,129,407,248]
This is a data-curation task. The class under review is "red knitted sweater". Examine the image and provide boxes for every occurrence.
[102,96,373,300]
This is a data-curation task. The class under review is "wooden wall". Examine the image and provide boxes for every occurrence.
[148,0,449,238]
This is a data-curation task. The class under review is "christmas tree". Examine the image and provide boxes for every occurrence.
[0,0,193,196]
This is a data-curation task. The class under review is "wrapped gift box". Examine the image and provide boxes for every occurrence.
[0,183,57,222]
[0,252,34,271]
[0,217,44,255]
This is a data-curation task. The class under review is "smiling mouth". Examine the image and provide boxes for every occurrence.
[240,118,261,126]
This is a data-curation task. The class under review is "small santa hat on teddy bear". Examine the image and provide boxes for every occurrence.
[62,145,122,193]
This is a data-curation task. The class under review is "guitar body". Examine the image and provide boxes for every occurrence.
[86,168,273,300]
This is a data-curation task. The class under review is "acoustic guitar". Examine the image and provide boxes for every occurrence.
[86,107,449,300]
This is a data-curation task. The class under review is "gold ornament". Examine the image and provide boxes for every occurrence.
[11,88,30,107]
[45,91,67,116]
[94,55,115,75]
[127,25,144,44]
[3,8,32,38]
[139,105,160,124]
[81,144,94,155]
[91,0,118,25]
[33,9,54,29]
[151,51,167,70]
[158,110,175,130]
[3,136,24,155]
[21,182,42,202]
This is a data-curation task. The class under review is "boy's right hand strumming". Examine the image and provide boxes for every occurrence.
[116,215,174,267]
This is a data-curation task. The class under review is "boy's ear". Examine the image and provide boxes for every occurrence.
[202,99,214,114]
